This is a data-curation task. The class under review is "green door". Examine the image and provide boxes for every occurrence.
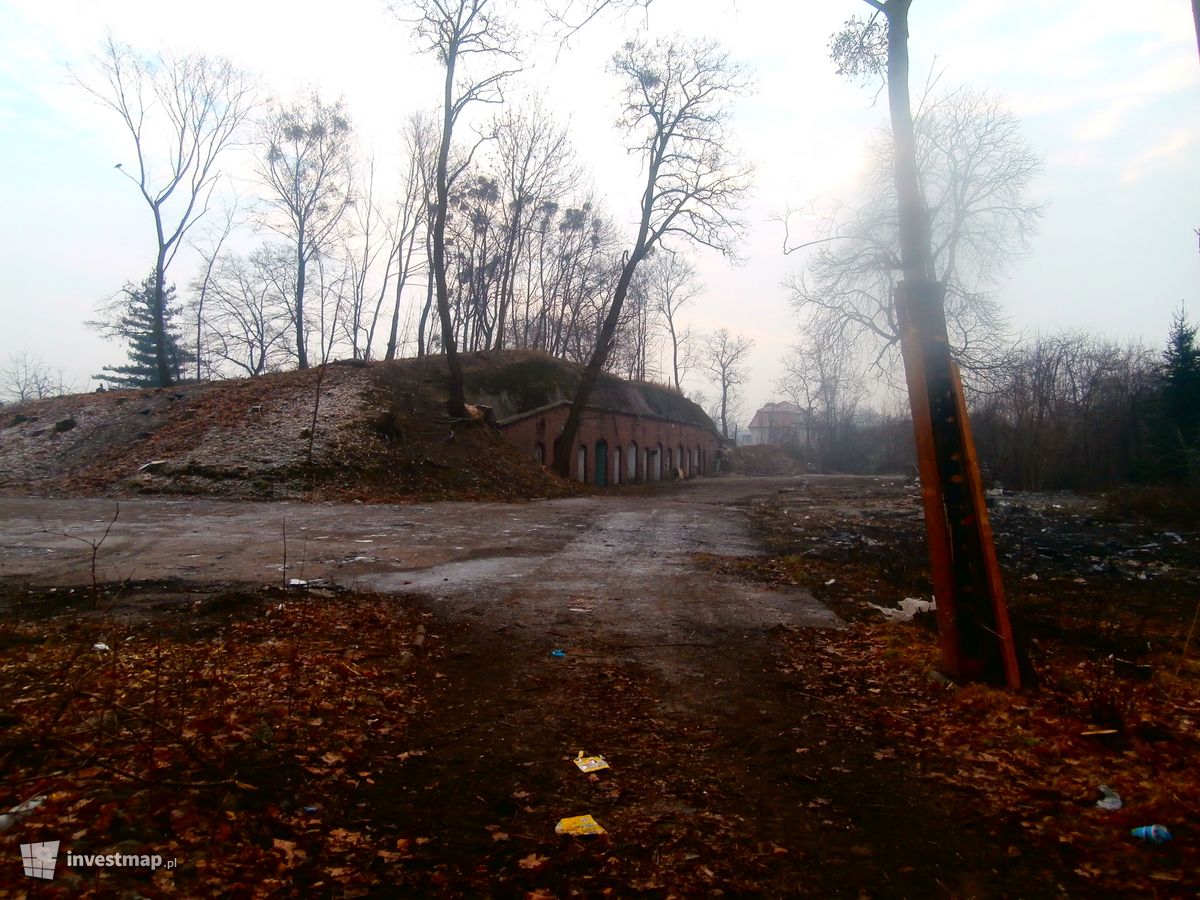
[594,439,608,485]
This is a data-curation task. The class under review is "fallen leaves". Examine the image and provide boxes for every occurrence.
[0,588,427,895]
[774,621,1200,893]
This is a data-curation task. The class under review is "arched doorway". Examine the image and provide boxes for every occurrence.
[628,443,638,482]
[577,445,587,482]
[612,446,621,485]
[594,439,608,486]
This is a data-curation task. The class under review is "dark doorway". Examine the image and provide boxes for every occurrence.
[594,439,608,486]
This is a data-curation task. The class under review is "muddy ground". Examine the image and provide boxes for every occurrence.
[1,475,1197,897]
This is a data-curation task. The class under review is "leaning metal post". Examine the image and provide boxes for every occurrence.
[895,280,1020,688]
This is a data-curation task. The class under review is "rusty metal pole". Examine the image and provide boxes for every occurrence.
[876,0,1019,687]
[896,282,961,677]
[949,361,1021,688]
[896,281,1021,688]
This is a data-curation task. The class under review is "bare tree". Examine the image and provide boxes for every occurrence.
[445,172,504,352]
[546,0,654,42]
[970,333,1157,490]
[520,196,621,359]
[607,263,656,381]
[188,201,240,380]
[257,92,356,369]
[381,112,436,361]
[553,35,752,475]
[646,250,700,390]
[786,87,1042,374]
[73,35,256,387]
[202,245,293,377]
[1,350,72,403]
[492,100,577,349]
[404,0,521,417]
[312,254,352,366]
[340,157,392,360]
[777,348,820,454]
[703,328,754,439]
[780,334,866,468]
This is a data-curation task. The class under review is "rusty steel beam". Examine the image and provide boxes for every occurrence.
[896,281,961,677]
[949,362,1021,688]
[895,280,1020,687]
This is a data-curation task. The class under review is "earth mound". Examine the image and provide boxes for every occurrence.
[0,352,708,502]
[725,444,808,475]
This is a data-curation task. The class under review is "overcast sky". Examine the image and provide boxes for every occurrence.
[1,0,1196,424]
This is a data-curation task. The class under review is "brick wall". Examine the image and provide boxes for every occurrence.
[498,404,720,485]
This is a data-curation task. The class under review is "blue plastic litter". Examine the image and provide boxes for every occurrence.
[1130,825,1172,844]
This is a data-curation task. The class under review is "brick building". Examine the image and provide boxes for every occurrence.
[452,350,722,486]
[498,401,720,485]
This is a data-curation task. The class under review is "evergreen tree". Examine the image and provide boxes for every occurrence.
[1157,305,1200,481]
[92,273,186,388]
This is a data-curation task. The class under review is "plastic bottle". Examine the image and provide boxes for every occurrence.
[1130,825,1172,844]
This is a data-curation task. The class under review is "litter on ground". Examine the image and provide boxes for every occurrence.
[574,752,610,773]
[869,597,936,622]
[556,814,606,836]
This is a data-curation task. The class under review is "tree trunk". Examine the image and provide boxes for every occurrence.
[295,232,309,370]
[193,236,226,383]
[495,203,530,351]
[433,43,467,417]
[386,255,406,361]
[669,320,681,390]
[720,376,729,438]
[152,206,174,386]
[1193,0,1200,61]
[553,251,642,476]
[554,141,662,476]
[152,256,173,387]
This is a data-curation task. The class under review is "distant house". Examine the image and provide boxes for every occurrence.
[747,401,808,448]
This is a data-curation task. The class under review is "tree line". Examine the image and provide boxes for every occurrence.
[10,1,757,460]
[773,311,1200,491]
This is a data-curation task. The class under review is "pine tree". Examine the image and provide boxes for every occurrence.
[93,274,186,388]
[1158,305,1200,481]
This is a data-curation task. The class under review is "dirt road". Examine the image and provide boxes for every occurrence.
[0,476,837,640]
[0,478,1061,896]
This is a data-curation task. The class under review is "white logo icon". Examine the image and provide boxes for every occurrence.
[20,841,60,880]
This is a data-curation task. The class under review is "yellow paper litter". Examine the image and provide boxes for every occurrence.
[574,752,610,773]
[556,814,606,836]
